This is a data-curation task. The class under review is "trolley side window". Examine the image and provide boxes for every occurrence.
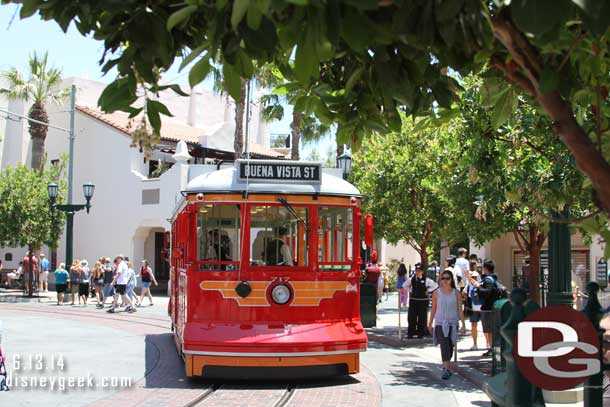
[197,204,241,270]
[318,207,353,271]
[249,205,309,267]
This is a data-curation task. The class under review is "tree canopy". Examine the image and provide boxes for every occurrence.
[0,163,66,250]
[6,0,610,215]
[351,118,495,267]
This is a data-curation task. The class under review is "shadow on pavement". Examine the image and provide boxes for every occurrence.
[144,333,362,389]
[387,360,476,392]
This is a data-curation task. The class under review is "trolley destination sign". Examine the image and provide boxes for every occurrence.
[238,160,322,184]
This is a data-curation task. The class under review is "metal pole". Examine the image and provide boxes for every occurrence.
[65,85,76,269]
[244,80,250,158]
[67,84,76,206]
[547,210,574,307]
[65,212,74,276]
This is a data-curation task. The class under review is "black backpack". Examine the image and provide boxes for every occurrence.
[265,238,285,265]
[477,275,507,302]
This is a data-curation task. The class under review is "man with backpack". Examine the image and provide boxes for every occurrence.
[475,259,504,357]
[265,226,293,266]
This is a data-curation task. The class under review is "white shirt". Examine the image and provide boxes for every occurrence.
[281,243,293,266]
[454,257,469,280]
[116,261,130,285]
[402,277,438,292]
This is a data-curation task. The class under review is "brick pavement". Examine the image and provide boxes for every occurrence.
[1,300,382,407]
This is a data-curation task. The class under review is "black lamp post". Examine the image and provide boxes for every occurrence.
[48,181,95,270]
[337,150,352,180]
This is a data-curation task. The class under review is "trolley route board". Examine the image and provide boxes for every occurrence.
[238,160,322,184]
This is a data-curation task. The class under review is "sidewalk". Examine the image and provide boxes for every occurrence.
[366,292,584,407]
[368,293,491,385]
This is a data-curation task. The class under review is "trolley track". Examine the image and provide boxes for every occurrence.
[184,383,296,407]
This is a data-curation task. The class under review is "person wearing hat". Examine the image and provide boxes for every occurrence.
[403,263,438,338]
[465,264,482,350]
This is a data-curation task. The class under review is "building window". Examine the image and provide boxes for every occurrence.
[198,204,241,270]
[142,189,160,205]
[250,205,308,267]
[5,253,12,261]
[50,159,60,167]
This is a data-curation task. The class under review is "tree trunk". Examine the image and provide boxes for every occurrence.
[536,91,610,213]
[490,19,610,214]
[419,247,429,270]
[290,111,301,160]
[28,102,48,171]
[233,79,247,160]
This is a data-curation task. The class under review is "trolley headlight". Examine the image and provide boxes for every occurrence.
[271,284,291,305]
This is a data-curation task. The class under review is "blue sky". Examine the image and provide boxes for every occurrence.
[0,5,333,159]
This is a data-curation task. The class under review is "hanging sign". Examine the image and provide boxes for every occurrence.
[237,160,322,184]
[597,258,608,288]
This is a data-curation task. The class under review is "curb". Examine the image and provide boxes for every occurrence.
[365,331,432,347]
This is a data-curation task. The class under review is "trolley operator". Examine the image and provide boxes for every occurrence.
[265,226,293,266]
[403,263,438,339]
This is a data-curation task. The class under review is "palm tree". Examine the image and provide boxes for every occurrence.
[259,65,330,160]
[0,51,69,170]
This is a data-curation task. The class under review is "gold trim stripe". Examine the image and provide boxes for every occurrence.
[198,280,352,307]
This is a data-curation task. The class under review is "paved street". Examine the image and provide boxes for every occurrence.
[0,289,489,406]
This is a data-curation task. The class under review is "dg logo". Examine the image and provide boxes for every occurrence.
[514,306,600,391]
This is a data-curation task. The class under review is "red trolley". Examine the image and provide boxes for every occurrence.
[169,160,367,378]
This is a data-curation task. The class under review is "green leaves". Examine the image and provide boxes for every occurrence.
[539,67,560,94]
[98,76,137,112]
[491,88,518,129]
[231,0,250,30]
[223,63,243,101]
[188,57,212,88]
[167,5,198,31]
[510,0,574,36]
[0,163,66,249]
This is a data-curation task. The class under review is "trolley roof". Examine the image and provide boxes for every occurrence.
[185,160,361,197]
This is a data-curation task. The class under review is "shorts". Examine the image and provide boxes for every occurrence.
[56,284,67,293]
[40,271,49,282]
[95,279,104,287]
[142,281,152,289]
[103,283,115,298]
[70,283,79,293]
[115,284,127,295]
[469,311,482,323]
[382,287,388,293]
[79,283,90,297]
[481,310,495,333]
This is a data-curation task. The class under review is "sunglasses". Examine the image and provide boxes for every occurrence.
[441,277,451,281]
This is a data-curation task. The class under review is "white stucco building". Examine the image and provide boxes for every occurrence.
[0,77,283,288]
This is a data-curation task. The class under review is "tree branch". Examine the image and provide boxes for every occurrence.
[513,230,528,253]
[491,57,536,96]
[537,209,602,224]
[486,130,548,156]
[491,17,542,92]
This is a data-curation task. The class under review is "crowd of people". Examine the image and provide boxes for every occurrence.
[364,247,506,380]
[55,255,159,312]
[1,251,159,313]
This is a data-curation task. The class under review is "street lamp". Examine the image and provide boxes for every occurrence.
[48,181,95,270]
[337,149,352,180]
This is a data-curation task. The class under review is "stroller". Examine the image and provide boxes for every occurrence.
[0,322,8,391]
